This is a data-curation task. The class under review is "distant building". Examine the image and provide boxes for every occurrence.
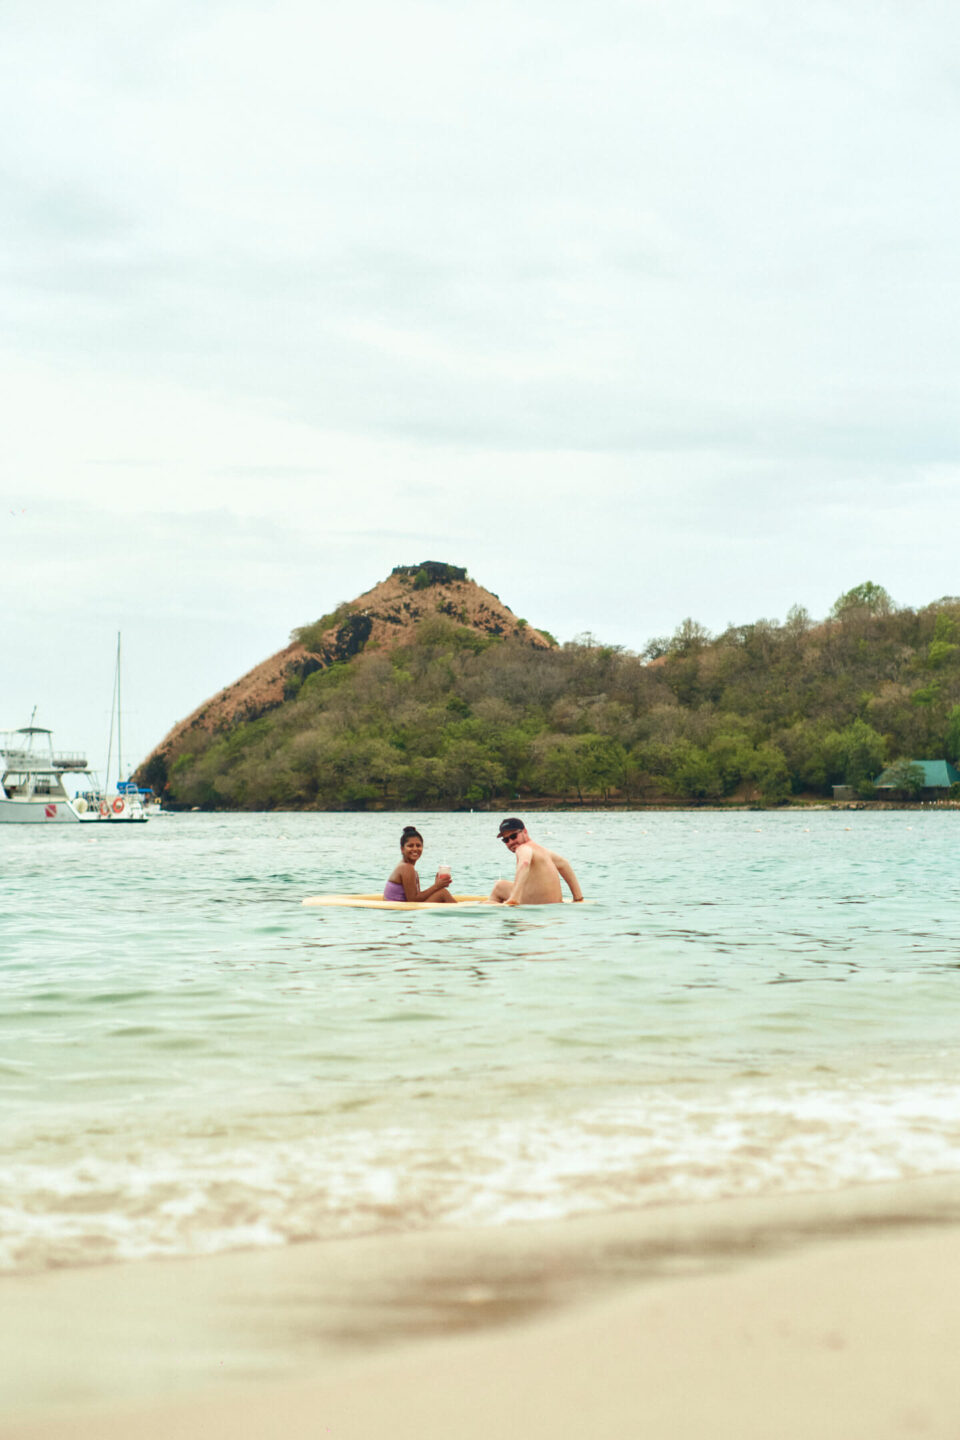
[874,759,960,793]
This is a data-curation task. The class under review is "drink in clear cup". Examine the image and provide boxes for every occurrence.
[438,861,452,883]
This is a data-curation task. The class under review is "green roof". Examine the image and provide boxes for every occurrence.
[875,759,960,788]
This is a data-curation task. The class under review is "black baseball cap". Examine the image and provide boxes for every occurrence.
[497,817,525,837]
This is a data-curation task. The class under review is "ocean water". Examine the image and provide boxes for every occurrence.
[2,809,960,1275]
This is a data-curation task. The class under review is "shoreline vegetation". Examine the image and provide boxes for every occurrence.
[7,1177,960,1438]
[139,572,960,815]
[171,795,960,812]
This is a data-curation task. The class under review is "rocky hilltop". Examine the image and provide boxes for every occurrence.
[141,562,552,778]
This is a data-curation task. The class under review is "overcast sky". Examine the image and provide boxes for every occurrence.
[2,0,959,774]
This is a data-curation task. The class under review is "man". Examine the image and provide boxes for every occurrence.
[489,818,584,906]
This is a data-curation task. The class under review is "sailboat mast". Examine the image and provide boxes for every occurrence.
[116,632,123,785]
[104,636,119,795]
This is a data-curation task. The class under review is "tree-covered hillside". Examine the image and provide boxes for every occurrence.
[152,582,960,809]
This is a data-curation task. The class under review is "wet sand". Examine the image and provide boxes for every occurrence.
[5,1176,960,1439]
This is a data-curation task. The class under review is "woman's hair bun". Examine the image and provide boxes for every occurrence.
[401,825,419,837]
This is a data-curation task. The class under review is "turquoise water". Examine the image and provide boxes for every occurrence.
[2,810,960,1273]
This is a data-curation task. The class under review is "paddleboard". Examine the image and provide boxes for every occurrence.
[302,894,586,910]
[303,893,489,910]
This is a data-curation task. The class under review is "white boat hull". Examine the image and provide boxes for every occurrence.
[0,797,82,824]
[0,796,147,824]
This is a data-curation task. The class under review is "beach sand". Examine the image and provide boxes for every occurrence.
[5,1176,960,1440]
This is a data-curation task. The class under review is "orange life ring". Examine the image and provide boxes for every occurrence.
[99,801,109,818]
[112,797,125,815]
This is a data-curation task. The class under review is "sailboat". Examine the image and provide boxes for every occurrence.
[94,633,149,823]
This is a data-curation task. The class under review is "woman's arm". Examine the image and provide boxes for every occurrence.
[398,864,451,903]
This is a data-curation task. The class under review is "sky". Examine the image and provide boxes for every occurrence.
[2,0,959,775]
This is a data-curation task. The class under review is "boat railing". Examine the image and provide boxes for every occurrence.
[1,748,88,769]
[0,748,32,771]
[1,749,40,769]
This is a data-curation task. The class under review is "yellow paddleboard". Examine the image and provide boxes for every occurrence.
[302,893,489,910]
[302,894,585,909]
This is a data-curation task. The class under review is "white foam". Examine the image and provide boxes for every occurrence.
[4,1075,960,1274]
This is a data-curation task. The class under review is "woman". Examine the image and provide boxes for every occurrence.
[384,826,456,903]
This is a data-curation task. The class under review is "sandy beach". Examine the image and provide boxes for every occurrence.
[5,1175,960,1440]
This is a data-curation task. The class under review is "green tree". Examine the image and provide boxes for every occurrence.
[439,739,506,804]
[707,732,756,794]
[881,759,925,798]
[669,618,712,656]
[746,743,791,804]
[822,718,887,787]
[946,705,960,763]
[672,747,723,800]
[927,640,958,669]
[830,582,894,619]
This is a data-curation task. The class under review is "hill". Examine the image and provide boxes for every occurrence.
[140,562,553,800]
[139,578,960,810]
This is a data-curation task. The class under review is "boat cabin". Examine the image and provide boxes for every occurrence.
[0,728,90,802]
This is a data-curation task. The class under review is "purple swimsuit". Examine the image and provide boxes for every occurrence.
[383,881,408,902]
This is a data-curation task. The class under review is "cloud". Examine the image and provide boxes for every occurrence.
[2,0,960,759]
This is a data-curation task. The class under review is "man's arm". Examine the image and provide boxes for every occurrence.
[504,843,534,906]
[549,851,584,901]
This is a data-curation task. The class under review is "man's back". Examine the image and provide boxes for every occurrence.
[510,840,563,904]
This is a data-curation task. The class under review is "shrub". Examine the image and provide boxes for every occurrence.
[291,603,355,654]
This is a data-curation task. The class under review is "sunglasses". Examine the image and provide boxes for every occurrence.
[499,832,521,843]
